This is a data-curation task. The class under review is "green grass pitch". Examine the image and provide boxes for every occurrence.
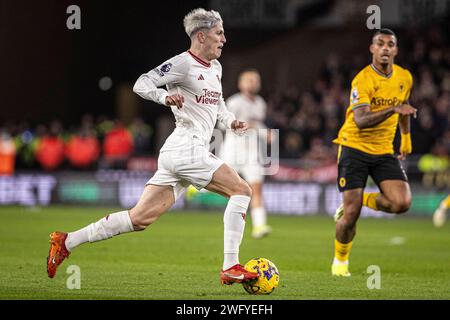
[0,205,449,300]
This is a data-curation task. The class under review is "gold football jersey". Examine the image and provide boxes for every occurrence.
[333,64,413,155]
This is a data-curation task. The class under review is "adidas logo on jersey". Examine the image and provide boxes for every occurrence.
[198,74,204,80]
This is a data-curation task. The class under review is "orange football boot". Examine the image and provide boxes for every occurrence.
[47,232,70,278]
[220,264,258,285]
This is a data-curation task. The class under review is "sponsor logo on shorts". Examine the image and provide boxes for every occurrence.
[339,177,346,188]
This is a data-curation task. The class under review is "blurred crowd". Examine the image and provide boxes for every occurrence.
[1,24,449,175]
[0,115,152,174]
[265,23,450,169]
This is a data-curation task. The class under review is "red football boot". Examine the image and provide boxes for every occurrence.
[47,232,70,278]
[220,264,259,285]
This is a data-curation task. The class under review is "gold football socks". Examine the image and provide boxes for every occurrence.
[334,239,353,262]
[332,239,352,276]
[363,192,380,211]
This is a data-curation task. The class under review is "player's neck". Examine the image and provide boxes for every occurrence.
[189,46,212,63]
[372,60,393,76]
[242,92,256,101]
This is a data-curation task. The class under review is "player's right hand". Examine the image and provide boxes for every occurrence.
[394,104,417,118]
[165,94,184,109]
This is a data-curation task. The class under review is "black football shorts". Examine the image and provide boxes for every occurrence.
[337,145,408,192]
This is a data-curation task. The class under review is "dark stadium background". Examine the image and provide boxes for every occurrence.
[0,0,449,214]
[2,0,290,124]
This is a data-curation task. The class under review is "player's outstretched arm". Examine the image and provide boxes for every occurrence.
[353,104,417,129]
[133,56,189,106]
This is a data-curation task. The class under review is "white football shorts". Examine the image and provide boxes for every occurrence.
[147,144,224,200]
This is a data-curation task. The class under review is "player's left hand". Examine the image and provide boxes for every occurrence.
[398,132,412,160]
[231,120,248,135]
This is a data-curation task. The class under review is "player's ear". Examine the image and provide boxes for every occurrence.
[369,43,375,55]
[392,45,398,57]
[197,30,206,43]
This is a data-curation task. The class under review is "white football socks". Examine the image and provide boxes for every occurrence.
[251,206,267,228]
[65,210,134,252]
[223,195,250,270]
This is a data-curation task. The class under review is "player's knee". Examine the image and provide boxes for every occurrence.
[133,215,158,231]
[129,208,160,230]
[392,197,411,214]
[341,205,361,227]
[340,214,358,229]
[235,180,252,197]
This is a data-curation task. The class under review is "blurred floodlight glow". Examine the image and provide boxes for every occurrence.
[99,76,113,91]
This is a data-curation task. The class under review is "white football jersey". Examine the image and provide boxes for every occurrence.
[226,93,267,126]
[223,93,267,162]
[133,51,235,151]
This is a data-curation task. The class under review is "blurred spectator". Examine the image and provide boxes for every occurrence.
[281,131,304,159]
[321,53,344,86]
[440,129,450,154]
[417,67,438,100]
[441,72,450,92]
[0,129,16,175]
[102,121,134,168]
[35,121,65,171]
[412,105,439,154]
[81,113,95,132]
[418,141,450,174]
[95,115,115,142]
[129,117,153,155]
[14,121,38,169]
[65,128,100,169]
[302,136,335,166]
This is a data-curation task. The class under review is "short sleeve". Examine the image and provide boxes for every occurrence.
[405,70,413,101]
[349,73,372,110]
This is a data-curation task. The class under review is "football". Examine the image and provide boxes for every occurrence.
[242,258,280,295]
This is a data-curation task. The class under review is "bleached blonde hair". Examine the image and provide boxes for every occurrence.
[183,8,223,38]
